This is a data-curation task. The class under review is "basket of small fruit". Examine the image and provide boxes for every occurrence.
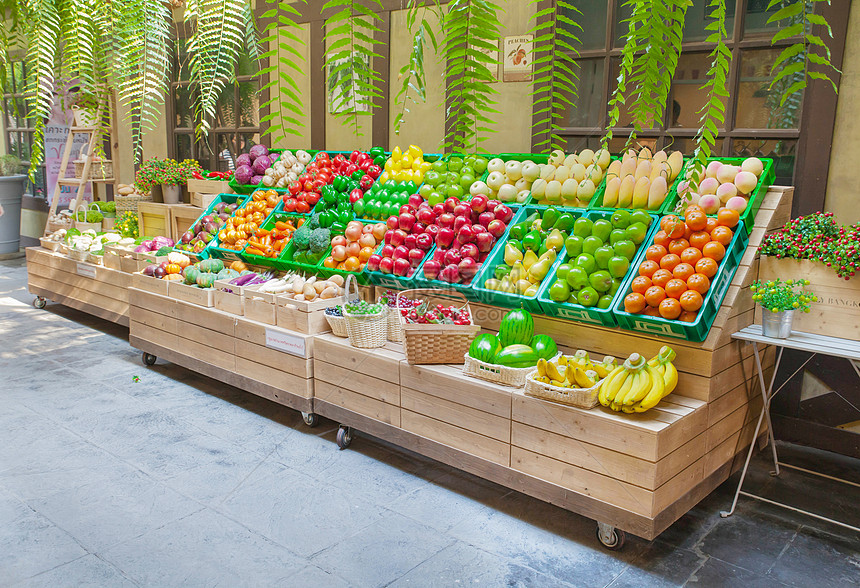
[324,305,349,337]
[397,289,479,364]
[525,351,618,409]
[462,308,560,387]
[342,275,388,348]
[378,289,422,343]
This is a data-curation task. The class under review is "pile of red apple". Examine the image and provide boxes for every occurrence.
[366,193,513,282]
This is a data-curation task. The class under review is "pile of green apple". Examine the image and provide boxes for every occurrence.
[419,155,489,206]
[547,210,653,308]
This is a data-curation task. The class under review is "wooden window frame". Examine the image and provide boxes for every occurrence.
[3,60,47,198]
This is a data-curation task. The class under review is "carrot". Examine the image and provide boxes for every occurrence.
[245,247,265,256]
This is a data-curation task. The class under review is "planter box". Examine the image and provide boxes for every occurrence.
[758,256,860,341]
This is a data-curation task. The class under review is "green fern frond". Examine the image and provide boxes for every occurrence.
[393,0,442,136]
[24,0,61,180]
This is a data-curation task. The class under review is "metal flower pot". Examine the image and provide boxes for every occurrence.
[162,184,181,204]
[0,175,26,254]
[762,309,794,339]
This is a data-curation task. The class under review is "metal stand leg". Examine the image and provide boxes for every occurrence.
[758,345,783,476]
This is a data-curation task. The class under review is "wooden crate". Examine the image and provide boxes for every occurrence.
[314,334,402,427]
[190,192,219,210]
[169,204,204,243]
[243,287,279,325]
[168,280,215,307]
[131,271,170,296]
[137,202,171,239]
[187,178,231,197]
[276,296,334,334]
[758,256,860,341]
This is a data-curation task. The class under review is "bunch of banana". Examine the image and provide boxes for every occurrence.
[533,351,617,389]
[598,346,678,413]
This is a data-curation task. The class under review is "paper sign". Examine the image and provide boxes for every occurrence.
[503,35,533,82]
[76,263,96,279]
[265,327,307,358]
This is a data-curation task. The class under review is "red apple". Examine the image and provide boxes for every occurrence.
[470,194,488,213]
[393,245,410,260]
[379,257,395,274]
[460,242,480,260]
[444,249,462,266]
[386,215,399,230]
[486,199,500,212]
[411,222,426,235]
[494,205,513,224]
[453,216,470,232]
[435,227,455,248]
[398,213,416,232]
[487,219,506,239]
[479,252,489,262]
[440,263,461,283]
[472,224,484,235]
[393,257,411,276]
[432,203,445,217]
[416,207,435,225]
[399,204,415,216]
[408,248,425,267]
[475,232,494,253]
[404,234,417,250]
[478,211,496,228]
[389,229,407,247]
[444,197,459,213]
[453,203,471,219]
[438,213,455,229]
[380,244,395,258]
[424,224,440,240]
[416,233,433,250]
[457,225,475,244]
[433,248,447,265]
[458,257,479,280]
[423,260,441,280]
[408,194,423,208]
[366,254,382,272]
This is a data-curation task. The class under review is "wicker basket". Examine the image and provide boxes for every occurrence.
[39,237,63,252]
[397,289,480,365]
[115,192,152,216]
[387,306,404,342]
[74,159,113,180]
[66,247,89,262]
[342,275,388,348]
[463,352,562,388]
[47,217,71,234]
[524,371,602,409]
[325,312,349,337]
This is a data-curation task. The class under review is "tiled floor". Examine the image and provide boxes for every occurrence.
[2,257,859,587]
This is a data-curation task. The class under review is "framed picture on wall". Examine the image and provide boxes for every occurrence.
[503,35,533,82]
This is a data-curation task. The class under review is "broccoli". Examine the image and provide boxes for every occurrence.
[309,228,331,254]
[308,213,321,230]
[292,224,311,250]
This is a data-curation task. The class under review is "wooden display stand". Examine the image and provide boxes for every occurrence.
[169,205,204,243]
[137,202,171,239]
[311,186,793,542]
[128,288,315,416]
[26,247,130,325]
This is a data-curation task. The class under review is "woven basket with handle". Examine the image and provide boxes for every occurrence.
[342,275,387,348]
[524,371,602,409]
[397,288,480,365]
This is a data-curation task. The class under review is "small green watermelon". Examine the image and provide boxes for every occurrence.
[469,334,503,363]
[499,309,534,347]
[495,344,539,368]
[530,334,558,360]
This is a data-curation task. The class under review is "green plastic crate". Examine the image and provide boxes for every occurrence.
[177,193,249,262]
[469,205,578,314]
[660,157,775,231]
[365,240,436,290]
[276,238,328,274]
[612,222,750,341]
[587,156,687,215]
[536,210,659,327]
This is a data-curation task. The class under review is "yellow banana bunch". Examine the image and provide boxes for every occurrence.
[532,352,605,389]
[600,347,678,413]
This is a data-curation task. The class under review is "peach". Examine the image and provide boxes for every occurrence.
[716,164,740,184]
[716,182,738,203]
[706,161,723,179]
[726,196,748,213]
[699,177,719,195]
[734,171,758,195]
[698,194,721,214]
[741,157,764,177]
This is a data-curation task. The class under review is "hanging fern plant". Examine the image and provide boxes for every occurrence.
[23,0,61,179]
[259,0,308,144]
[322,0,386,138]
[442,0,502,153]
[528,0,581,152]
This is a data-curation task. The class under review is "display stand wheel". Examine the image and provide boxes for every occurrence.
[33,296,47,309]
[596,522,626,551]
[141,352,157,366]
[301,412,319,428]
[336,425,353,450]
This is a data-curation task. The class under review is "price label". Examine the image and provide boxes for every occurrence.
[76,263,96,279]
[265,327,306,358]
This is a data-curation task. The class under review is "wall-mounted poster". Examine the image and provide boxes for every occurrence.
[503,35,533,82]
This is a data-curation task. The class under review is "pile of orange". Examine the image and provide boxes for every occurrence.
[323,221,387,272]
[623,206,739,322]
[216,191,280,251]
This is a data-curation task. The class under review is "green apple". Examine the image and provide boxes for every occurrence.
[566,266,590,289]
[549,280,570,302]
[574,253,596,274]
[564,235,584,257]
[610,278,623,296]
[613,239,637,261]
[556,263,572,282]
[607,255,630,279]
[582,236,603,256]
[573,217,594,239]
[592,219,613,242]
[597,295,614,309]
[472,157,489,174]
[625,221,648,245]
[589,270,612,293]
[630,210,652,227]
[578,287,599,307]
[594,246,614,270]
[611,209,631,229]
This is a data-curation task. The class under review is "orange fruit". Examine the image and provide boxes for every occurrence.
[359,246,375,262]
[665,279,687,299]
[679,310,698,322]
[711,225,733,246]
[681,247,703,265]
[652,230,670,249]
[323,256,337,268]
[651,269,673,288]
[646,245,668,262]
[680,290,704,312]
[695,257,718,278]
[705,217,718,233]
[624,293,647,314]
[668,238,690,256]
[684,204,704,215]
[685,209,708,232]
[344,256,361,272]
[703,241,726,261]
[717,208,740,228]
[644,286,667,307]
[672,262,695,281]
[643,306,661,317]
[631,276,653,294]
[687,273,711,294]
[659,253,681,271]
[689,230,711,250]
[638,260,659,278]
[661,215,686,239]
[658,298,682,320]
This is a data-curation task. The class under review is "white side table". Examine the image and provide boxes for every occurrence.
[724,325,860,532]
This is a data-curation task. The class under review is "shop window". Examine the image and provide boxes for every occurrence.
[736,48,803,130]
[2,61,46,197]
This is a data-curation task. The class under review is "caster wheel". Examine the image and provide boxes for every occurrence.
[33,296,47,309]
[596,523,626,551]
[336,426,353,450]
[142,352,157,366]
[302,412,319,427]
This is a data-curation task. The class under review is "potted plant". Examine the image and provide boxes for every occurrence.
[135,158,201,204]
[0,155,27,255]
[750,279,816,339]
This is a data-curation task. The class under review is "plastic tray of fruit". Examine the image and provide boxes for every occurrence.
[527,151,619,209]
[207,192,281,262]
[587,150,688,215]
[536,209,659,327]
[173,193,250,262]
[660,157,775,232]
[239,214,306,270]
[481,153,550,208]
[612,213,750,342]
[416,153,494,206]
[364,240,436,290]
[314,221,387,285]
[470,206,581,314]
[227,148,311,195]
